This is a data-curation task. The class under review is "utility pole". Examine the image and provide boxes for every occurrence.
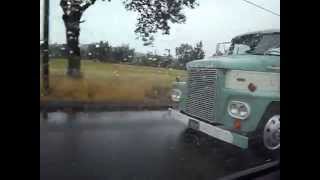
[42,0,50,95]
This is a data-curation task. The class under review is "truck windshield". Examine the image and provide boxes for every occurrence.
[229,33,280,55]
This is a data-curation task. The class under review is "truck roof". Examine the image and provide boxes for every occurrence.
[233,29,280,39]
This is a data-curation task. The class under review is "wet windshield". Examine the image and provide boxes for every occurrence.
[41,0,280,179]
[229,33,280,55]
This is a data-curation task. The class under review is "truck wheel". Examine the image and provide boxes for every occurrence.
[262,115,280,151]
[251,112,280,157]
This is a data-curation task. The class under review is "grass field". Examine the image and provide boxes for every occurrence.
[40,59,187,104]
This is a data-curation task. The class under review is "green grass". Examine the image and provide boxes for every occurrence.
[40,59,187,104]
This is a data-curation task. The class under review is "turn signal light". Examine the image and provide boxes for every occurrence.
[234,119,241,130]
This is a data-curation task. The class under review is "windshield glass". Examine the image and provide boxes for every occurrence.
[41,0,280,179]
[229,33,280,55]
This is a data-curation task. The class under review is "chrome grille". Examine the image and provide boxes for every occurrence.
[185,67,217,122]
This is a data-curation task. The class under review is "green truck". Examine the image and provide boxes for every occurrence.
[169,29,280,152]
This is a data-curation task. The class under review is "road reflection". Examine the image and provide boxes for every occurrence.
[40,111,278,180]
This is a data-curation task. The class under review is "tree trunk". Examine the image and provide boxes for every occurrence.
[63,14,82,78]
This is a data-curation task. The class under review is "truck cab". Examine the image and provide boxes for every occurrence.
[169,29,280,152]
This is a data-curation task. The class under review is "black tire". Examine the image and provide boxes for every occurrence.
[250,104,280,158]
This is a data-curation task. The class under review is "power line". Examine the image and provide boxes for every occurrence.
[241,0,280,17]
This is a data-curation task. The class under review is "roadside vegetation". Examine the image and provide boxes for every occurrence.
[40,59,186,104]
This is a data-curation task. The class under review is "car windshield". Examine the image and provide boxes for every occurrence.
[229,33,280,55]
[41,0,280,179]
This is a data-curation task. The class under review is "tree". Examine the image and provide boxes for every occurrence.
[97,41,112,62]
[160,48,173,68]
[175,43,194,68]
[49,43,68,58]
[111,45,135,62]
[175,41,205,68]
[87,43,98,59]
[193,41,205,59]
[60,0,199,77]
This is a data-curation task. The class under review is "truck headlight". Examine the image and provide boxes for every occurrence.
[228,101,250,119]
[171,89,182,102]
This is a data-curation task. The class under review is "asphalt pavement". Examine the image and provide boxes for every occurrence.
[40,111,278,180]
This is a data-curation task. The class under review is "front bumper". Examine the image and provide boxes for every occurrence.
[169,108,249,149]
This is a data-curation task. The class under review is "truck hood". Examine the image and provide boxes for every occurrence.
[186,55,280,72]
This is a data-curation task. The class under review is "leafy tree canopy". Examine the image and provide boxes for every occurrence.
[60,0,199,45]
[175,41,205,68]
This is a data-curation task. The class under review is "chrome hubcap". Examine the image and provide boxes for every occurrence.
[263,115,280,150]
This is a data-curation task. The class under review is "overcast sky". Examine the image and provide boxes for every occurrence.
[46,0,280,57]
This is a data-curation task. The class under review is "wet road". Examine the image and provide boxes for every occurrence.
[40,111,278,180]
